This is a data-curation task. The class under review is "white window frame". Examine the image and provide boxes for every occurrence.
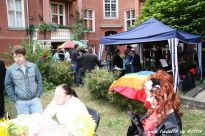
[103,0,118,19]
[50,2,66,25]
[124,9,135,31]
[6,0,25,29]
[84,9,95,32]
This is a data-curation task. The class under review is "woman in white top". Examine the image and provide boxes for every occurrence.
[43,84,89,133]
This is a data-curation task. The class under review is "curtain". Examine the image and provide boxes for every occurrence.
[97,44,104,60]
[168,38,179,93]
[197,42,202,81]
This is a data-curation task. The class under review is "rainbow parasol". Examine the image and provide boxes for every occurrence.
[58,40,87,49]
[109,71,154,103]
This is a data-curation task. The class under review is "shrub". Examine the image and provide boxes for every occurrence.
[84,69,117,99]
[84,69,146,114]
[38,61,73,88]
[108,92,146,114]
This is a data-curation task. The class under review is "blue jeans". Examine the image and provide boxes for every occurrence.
[70,62,81,85]
[15,97,43,115]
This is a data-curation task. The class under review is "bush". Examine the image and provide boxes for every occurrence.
[84,69,146,114]
[38,61,73,88]
[84,69,117,99]
[108,92,146,114]
[23,41,73,91]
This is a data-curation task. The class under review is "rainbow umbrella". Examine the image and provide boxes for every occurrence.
[109,71,154,103]
[58,40,87,49]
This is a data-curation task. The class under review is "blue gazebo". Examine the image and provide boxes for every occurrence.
[99,18,202,92]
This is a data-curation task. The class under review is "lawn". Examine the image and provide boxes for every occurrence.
[5,86,205,136]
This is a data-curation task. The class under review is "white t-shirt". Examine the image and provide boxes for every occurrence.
[64,51,71,62]
[43,96,89,128]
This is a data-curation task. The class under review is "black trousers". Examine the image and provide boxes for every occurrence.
[0,89,5,118]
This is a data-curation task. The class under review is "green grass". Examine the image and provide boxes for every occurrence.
[5,86,205,136]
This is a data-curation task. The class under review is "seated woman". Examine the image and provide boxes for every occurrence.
[43,84,94,134]
[127,70,182,136]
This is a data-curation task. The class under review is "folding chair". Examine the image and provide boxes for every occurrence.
[86,107,100,131]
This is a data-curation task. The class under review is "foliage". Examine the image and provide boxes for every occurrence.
[8,122,28,136]
[58,24,69,29]
[26,24,35,37]
[22,40,52,64]
[0,52,13,67]
[84,69,146,114]
[135,0,205,37]
[37,22,49,32]
[38,61,73,87]
[84,69,117,99]
[37,22,61,32]
[71,10,87,40]
[42,80,55,92]
[108,92,146,114]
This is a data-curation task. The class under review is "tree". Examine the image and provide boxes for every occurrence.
[135,0,205,37]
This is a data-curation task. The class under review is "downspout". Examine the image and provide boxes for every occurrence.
[26,0,30,45]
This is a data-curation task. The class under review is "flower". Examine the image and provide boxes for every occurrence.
[72,114,96,136]
[144,79,160,91]
[144,80,153,91]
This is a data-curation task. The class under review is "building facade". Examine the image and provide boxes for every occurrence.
[0,0,144,52]
[80,0,144,48]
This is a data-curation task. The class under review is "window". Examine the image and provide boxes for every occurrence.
[104,0,118,19]
[50,2,65,25]
[125,10,135,30]
[6,0,25,28]
[84,9,95,32]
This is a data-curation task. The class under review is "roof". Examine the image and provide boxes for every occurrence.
[100,18,201,45]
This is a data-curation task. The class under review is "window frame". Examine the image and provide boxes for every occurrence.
[50,2,66,25]
[6,0,25,29]
[103,0,119,19]
[124,9,136,31]
[83,9,95,32]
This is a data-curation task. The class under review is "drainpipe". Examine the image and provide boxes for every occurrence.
[26,0,30,45]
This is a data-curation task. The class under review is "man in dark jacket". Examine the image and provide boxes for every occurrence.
[0,60,6,118]
[130,49,141,72]
[78,47,101,75]
[71,44,82,85]
[112,49,123,69]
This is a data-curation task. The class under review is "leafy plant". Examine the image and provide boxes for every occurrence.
[22,40,52,64]
[84,69,146,114]
[38,61,73,87]
[71,10,87,40]
[37,22,48,32]
[47,23,59,31]
[84,69,117,99]
[26,24,36,37]
[58,24,69,29]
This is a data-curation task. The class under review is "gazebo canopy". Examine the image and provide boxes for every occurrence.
[100,18,201,45]
[99,18,202,92]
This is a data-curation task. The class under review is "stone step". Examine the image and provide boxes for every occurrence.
[181,84,205,109]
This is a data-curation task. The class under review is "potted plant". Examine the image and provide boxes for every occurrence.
[37,22,51,40]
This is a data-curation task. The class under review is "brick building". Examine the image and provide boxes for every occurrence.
[0,0,144,53]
